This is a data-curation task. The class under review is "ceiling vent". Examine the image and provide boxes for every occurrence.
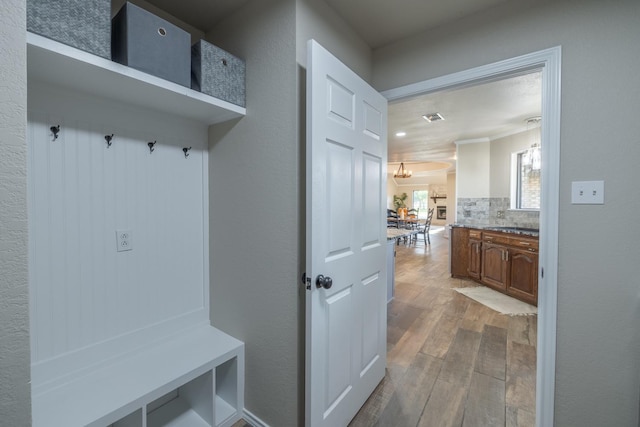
[422,112,445,122]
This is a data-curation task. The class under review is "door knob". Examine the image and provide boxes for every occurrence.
[316,274,333,289]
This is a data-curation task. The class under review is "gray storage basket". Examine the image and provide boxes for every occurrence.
[112,2,191,87]
[27,0,111,59]
[192,40,246,107]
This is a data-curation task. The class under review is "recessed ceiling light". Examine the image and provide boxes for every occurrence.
[422,112,445,122]
[395,131,406,137]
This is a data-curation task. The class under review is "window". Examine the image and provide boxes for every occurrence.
[511,150,541,210]
[413,190,428,218]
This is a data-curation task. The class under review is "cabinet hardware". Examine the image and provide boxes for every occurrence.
[183,146,191,158]
[519,241,531,246]
[148,140,156,153]
[505,250,509,262]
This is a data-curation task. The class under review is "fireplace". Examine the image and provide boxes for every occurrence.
[437,206,446,220]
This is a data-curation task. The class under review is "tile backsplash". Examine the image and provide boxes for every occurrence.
[457,197,539,228]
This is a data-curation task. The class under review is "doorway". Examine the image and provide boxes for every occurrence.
[381,48,560,427]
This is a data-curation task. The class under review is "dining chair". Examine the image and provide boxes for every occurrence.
[387,209,399,228]
[415,208,434,244]
[406,208,419,229]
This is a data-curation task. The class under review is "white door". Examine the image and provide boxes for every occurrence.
[305,40,388,427]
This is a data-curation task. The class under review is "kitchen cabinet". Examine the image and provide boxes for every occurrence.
[481,242,508,291]
[450,226,539,306]
[481,231,538,305]
[449,226,469,278]
[507,246,539,306]
[468,229,482,280]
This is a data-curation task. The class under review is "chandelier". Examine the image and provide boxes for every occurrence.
[393,162,412,178]
[521,117,541,171]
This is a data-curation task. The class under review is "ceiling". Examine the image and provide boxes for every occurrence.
[388,72,542,182]
[144,0,542,183]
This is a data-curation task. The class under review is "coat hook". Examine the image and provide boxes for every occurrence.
[183,147,192,158]
[105,134,114,148]
[148,140,157,153]
[50,125,60,141]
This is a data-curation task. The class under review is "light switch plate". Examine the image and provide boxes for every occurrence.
[571,181,604,204]
[116,229,133,252]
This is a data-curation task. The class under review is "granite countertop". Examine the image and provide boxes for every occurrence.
[451,223,539,237]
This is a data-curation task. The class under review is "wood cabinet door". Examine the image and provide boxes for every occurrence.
[450,227,470,278]
[481,243,508,292]
[507,248,538,306]
[468,239,482,280]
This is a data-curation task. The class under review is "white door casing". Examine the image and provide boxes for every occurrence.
[305,40,388,427]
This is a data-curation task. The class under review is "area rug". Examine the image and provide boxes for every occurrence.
[454,286,537,316]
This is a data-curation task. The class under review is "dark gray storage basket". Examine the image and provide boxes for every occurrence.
[192,40,246,107]
[27,0,111,59]
[112,2,191,87]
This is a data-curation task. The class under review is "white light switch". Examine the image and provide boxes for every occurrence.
[116,229,133,252]
[571,181,604,204]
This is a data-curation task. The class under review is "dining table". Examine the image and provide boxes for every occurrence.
[386,216,419,229]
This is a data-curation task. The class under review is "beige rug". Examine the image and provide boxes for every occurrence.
[454,286,537,316]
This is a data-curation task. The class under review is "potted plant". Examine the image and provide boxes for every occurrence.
[393,192,408,218]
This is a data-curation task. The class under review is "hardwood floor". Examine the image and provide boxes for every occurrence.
[349,227,537,427]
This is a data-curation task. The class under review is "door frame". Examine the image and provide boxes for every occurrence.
[381,46,561,427]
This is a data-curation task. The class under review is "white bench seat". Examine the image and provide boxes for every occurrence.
[32,325,244,427]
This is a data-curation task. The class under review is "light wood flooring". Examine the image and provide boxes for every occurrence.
[349,227,537,427]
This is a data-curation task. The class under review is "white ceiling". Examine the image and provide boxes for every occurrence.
[144,0,543,183]
[388,72,542,173]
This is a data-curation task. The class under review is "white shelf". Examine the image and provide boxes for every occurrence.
[147,398,211,427]
[27,32,246,126]
[215,396,236,426]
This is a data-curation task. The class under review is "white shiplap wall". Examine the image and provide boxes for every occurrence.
[28,82,209,389]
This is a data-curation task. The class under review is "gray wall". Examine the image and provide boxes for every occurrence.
[296,0,372,82]
[206,1,301,426]
[0,0,31,425]
[373,0,640,425]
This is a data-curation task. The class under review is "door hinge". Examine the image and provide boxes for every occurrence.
[301,272,311,290]
[541,267,544,278]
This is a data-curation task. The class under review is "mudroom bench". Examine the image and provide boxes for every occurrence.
[31,325,244,427]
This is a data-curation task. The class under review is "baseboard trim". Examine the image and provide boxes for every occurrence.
[242,408,270,427]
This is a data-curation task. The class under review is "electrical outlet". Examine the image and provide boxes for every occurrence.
[571,181,605,205]
[116,229,132,252]
[497,210,505,218]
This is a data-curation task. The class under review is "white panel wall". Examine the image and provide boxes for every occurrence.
[28,83,209,387]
